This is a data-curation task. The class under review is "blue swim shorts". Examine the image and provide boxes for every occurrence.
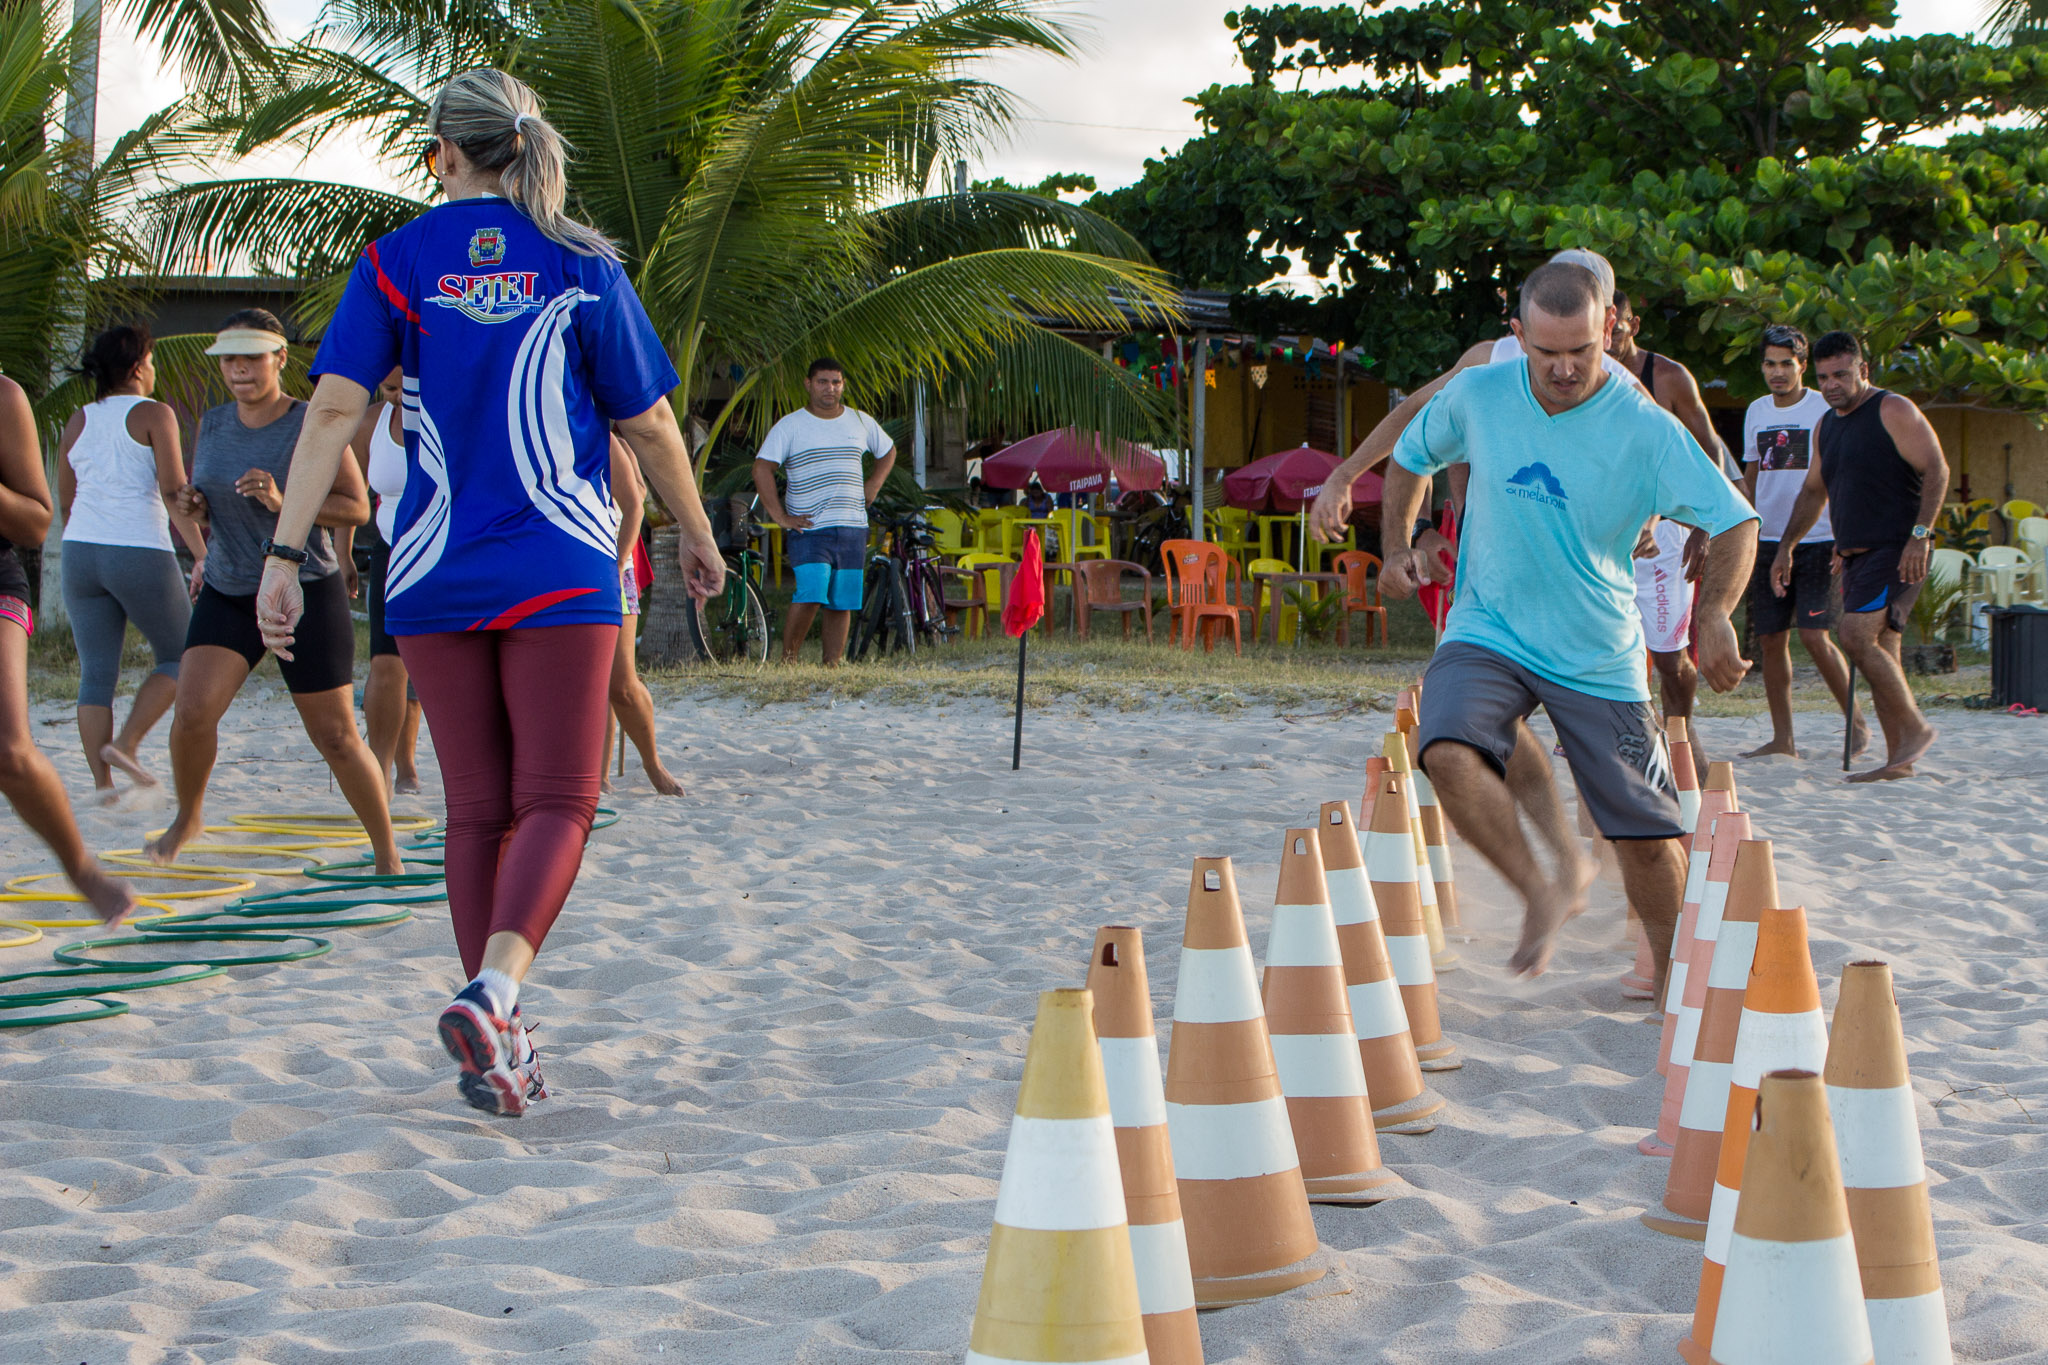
[789,525,869,612]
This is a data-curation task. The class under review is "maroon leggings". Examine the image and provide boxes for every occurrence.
[399,624,618,977]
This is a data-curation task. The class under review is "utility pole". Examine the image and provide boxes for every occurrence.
[1190,332,1209,530]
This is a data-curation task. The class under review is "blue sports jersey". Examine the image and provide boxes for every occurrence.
[312,198,678,634]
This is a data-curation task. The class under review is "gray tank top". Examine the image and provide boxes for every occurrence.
[192,400,338,593]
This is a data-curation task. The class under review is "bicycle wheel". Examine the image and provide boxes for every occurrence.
[849,561,892,662]
[911,564,953,645]
[885,560,916,655]
[688,576,772,664]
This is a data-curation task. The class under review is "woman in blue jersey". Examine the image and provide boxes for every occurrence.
[257,69,724,1117]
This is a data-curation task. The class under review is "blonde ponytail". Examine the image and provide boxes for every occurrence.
[428,69,620,261]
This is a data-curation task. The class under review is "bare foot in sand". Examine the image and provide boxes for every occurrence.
[644,763,685,797]
[1741,738,1799,759]
[393,770,421,796]
[100,743,159,788]
[1847,721,1935,783]
[1559,852,1599,925]
[1509,876,1583,977]
[145,815,200,866]
[600,776,615,796]
[74,864,136,927]
[89,785,122,808]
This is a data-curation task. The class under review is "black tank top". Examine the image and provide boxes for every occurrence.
[1635,350,1665,401]
[0,533,30,603]
[1818,388,1920,548]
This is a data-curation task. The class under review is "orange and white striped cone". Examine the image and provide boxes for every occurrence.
[1358,756,1388,832]
[1396,709,1466,942]
[1702,1069,1875,1365]
[1366,770,1459,1072]
[1263,828,1405,1203]
[1655,774,1741,1079]
[1648,810,1753,1172]
[967,988,1149,1365]
[1677,905,1831,1361]
[1826,961,1954,1365]
[1086,928,1203,1364]
[1382,731,1455,971]
[1316,799,1443,1135]
[1645,832,1768,1239]
[1165,857,1325,1307]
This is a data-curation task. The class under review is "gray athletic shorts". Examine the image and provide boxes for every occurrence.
[1415,641,1684,841]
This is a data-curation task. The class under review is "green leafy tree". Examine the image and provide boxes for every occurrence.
[1101,0,2048,408]
[145,0,1182,474]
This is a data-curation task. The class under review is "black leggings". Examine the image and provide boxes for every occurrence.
[186,573,355,693]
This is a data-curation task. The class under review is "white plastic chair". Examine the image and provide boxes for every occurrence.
[2017,517,2048,599]
[1973,545,2034,607]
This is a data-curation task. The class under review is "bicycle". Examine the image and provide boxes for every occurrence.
[685,502,772,663]
[850,510,958,661]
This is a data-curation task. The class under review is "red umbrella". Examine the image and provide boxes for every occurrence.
[1222,444,1382,513]
[980,427,1166,494]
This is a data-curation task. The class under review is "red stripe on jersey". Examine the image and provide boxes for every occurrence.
[468,587,601,631]
[368,243,423,328]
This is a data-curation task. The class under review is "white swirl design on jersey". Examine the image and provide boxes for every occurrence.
[507,288,621,559]
[385,377,451,600]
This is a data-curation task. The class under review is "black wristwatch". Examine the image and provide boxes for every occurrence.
[262,538,310,565]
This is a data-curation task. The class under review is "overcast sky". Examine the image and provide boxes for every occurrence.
[93,0,1982,198]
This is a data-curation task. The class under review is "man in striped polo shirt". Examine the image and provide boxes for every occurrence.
[754,358,895,664]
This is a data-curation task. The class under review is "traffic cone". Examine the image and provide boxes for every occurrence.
[1654,775,1741,1081]
[1700,1069,1875,1365]
[1165,857,1325,1307]
[1366,770,1459,1072]
[967,988,1150,1365]
[1670,716,1702,834]
[1676,906,1831,1361]
[1396,710,1465,940]
[1359,756,1388,831]
[1826,961,1953,1365]
[1644,832,1767,1239]
[1647,810,1753,1176]
[1381,731,1455,971]
[1316,799,1442,1134]
[1086,928,1203,1365]
[1262,828,1405,1203]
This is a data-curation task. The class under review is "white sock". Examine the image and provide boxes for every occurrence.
[475,967,520,1020]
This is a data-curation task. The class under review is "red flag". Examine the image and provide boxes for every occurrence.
[1003,529,1046,637]
[1418,501,1457,632]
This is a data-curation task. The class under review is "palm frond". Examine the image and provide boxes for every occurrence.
[866,191,1152,268]
[145,178,424,277]
[116,0,276,98]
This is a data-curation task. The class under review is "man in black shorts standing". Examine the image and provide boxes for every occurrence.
[1772,332,1946,781]
[1738,325,1866,758]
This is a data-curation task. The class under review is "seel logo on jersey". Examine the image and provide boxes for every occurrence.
[469,226,507,267]
[433,271,546,324]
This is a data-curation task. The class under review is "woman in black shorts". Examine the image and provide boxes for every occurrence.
[339,368,424,794]
[145,310,402,873]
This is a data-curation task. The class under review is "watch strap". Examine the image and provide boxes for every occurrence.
[262,538,310,564]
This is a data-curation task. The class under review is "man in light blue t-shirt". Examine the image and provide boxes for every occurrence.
[1382,262,1759,995]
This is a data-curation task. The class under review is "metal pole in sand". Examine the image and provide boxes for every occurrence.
[1842,661,1856,773]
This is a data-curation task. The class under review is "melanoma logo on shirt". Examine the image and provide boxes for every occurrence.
[433,271,546,324]
[1505,461,1569,510]
[469,227,507,267]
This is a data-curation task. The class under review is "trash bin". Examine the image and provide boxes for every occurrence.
[1989,605,2048,708]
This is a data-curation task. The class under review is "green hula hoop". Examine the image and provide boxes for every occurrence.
[592,806,619,830]
[0,996,130,1028]
[301,858,444,887]
[142,904,413,933]
[232,884,447,908]
[0,964,225,1007]
[53,933,332,971]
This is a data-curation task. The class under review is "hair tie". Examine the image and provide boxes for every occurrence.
[513,112,534,136]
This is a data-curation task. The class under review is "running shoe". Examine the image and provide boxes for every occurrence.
[439,983,540,1117]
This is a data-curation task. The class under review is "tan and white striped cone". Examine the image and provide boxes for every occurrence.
[1396,707,1465,941]
[1677,905,1830,1363]
[1648,809,1753,1171]
[967,988,1149,1365]
[1381,731,1455,971]
[1654,771,1741,1081]
[1645,832,1768,1240]
[1625,719,1700,999]
[1086,928,1203,1364]
[1165,857,1325,1307]
[1263,829,1405,1203]
[1826,961,1954,1365]
[1366,770,1459,1071]
[1704,1069,1876,1365]
[1358,756,1388,832]
[1316,800,1443,1135]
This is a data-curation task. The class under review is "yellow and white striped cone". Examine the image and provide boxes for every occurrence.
[1366,770,1459,1072]
[1706,1069,1875,1365]
[1316,799,1442,1134]
[1165,857,1325,1307]
[1263,828,1404,1203]
[1381,731,1455,971]
[967,988,1149,1365]
[1086,928,1202,1364]
[1678,905,1830,1362]
[1827,961,1954,1365]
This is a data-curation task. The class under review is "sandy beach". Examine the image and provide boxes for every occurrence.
[1,686,2043,1363]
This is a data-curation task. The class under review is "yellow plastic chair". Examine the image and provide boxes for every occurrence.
[766,523,785,585]
[1204,507,1256,565]
[984,506,1030,556]
[1246,556,1298,643]
[926,507,974,560]
[2003,499,2040,531]
[957,551,1015,611]
[1058,507,1111,561]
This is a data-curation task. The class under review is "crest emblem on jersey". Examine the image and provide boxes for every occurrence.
[468,227,507,267]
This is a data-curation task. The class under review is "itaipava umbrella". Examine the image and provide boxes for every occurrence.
[980,428,1166,495]
[1222,444,1384,568]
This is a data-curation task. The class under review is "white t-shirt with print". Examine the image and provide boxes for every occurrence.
[756,407,894,531]
[1742,389,1832,543]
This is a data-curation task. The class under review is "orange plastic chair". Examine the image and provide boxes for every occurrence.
[1159,539,1245,654]
[938,566,988,638]
[1334,550,1388,646]
[1074,559,1154,642]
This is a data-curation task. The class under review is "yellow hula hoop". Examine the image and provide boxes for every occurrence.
[218,823,372,844]
[0,919,42,948]
[146,827,366,852]
[3,871,253,901]
[101,847,328,877]
[227,812,437,836]
[0,895,179,929]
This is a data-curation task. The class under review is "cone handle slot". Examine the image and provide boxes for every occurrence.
[1328,808,1342,825]
[1204,870,1220,891]
[1293,837,1307,856]
[1101,942,1119,967]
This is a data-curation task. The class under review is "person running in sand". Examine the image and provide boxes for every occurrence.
[754,359,895,666]
[340,367,424,795]
[258,69,723,1116]
[1377,262,1759,994]
[1608,291,1731,781]
[146,311,402,876]
[601,436,684,796]
[1737,325,1865,759]
[55,324,205,798]
[1771,332,1944,783]
[0,374,136,924]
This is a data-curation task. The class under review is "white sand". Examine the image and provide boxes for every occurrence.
[1,687,2043,1363]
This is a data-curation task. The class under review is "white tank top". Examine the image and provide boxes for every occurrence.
[1488,333,1634,381]
[367,403,407,542]
[62,396,174,551]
